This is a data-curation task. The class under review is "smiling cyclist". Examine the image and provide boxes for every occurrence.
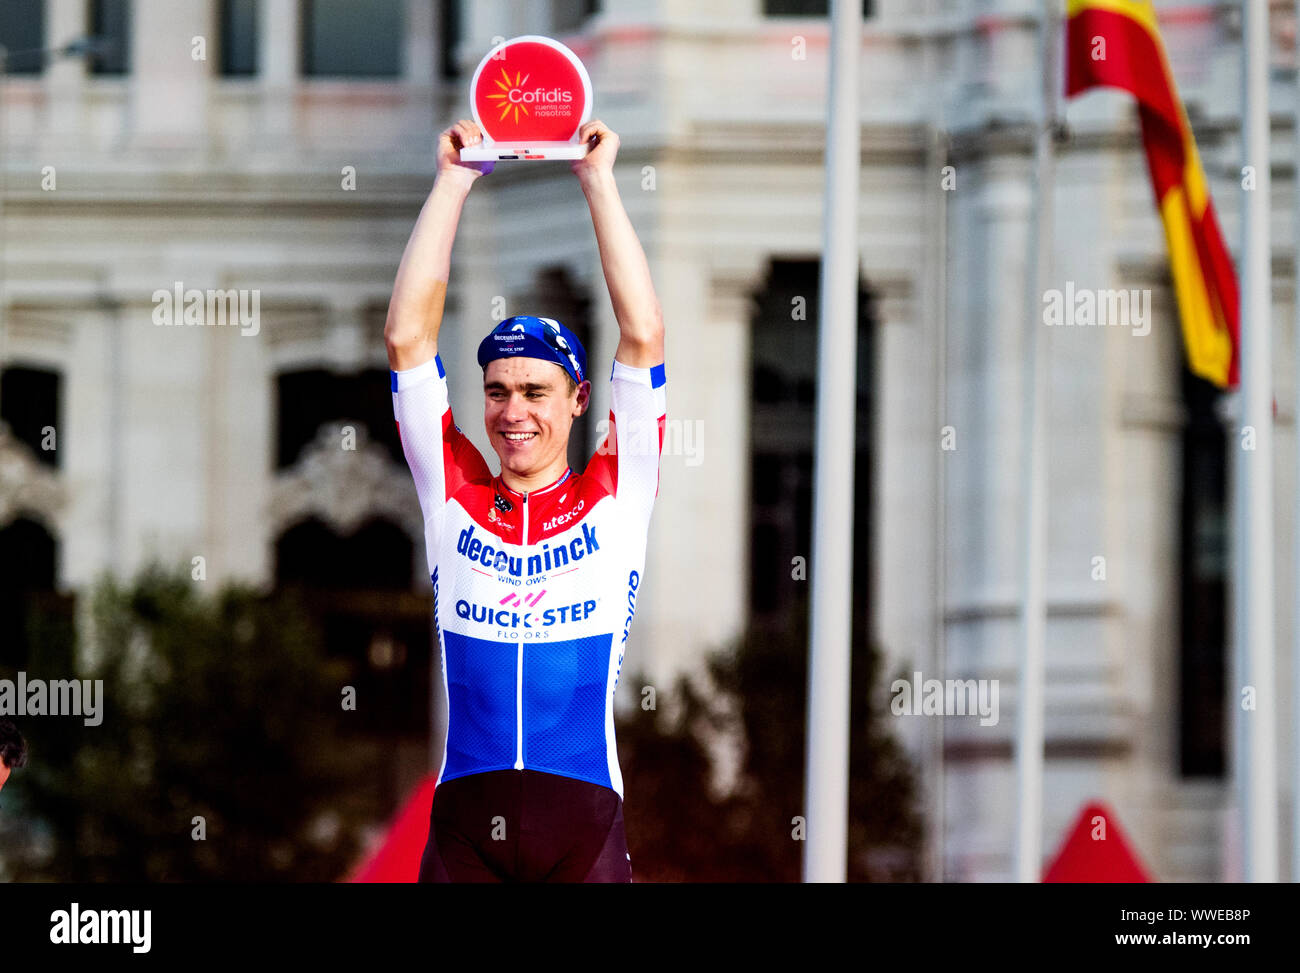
[386,118,666,883]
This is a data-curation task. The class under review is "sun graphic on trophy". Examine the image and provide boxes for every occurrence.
[486,68,532,124]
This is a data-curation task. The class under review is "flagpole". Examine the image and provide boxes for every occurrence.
[924,0,951,887]
[1014,0,1058,885]
[1294,0,1300,885]
[802,0,862,884]
[926,121,950,885]
[1239,0,1279,884]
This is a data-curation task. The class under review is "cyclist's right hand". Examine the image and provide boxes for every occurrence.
[437,119,495,183]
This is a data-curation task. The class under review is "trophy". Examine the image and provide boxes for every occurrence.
[459,35,593,161]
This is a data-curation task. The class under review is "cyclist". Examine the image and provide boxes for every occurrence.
[386,118,665,882]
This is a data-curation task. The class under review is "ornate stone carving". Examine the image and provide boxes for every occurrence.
[0,422,66,528]
[268,421,422,539]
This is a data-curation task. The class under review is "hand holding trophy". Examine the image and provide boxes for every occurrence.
[458,35,594,162]
[438,119,496,183]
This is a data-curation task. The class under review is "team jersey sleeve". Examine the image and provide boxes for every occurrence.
[587,358,666,524]
[391,353,492,539]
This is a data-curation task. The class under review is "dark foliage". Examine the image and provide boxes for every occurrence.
[0,564,370,881]
[618,614,922,882]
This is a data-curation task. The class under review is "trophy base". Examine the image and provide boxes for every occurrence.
[460,141,589,161]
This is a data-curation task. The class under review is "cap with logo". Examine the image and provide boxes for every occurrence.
[477,315,588,387]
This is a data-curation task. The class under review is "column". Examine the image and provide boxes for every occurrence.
[43,0,87,145]
[259,0,299,143]
[130,0,211,150]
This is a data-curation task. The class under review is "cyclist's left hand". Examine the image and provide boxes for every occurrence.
[571,120,618,180]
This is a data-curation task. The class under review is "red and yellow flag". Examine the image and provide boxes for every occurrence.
[1066,0,1239,388]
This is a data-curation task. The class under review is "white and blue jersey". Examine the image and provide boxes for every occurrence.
[392,353,666,799]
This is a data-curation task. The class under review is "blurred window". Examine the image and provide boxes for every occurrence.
[0,0,45,74]
[277,517,412,591]
[301,0,401,77]
[275,517,430,737]
[89,0,130,75]
[0,517,59,670]
[220,0,258,76]
[1,366,60,469]
[748,260,874,633]
[1178,368,1227,777]
[275,368,402,470]
[763,0,874,16]
[0,369,63,669]
[440,0,460,80]
[553,0,600,34]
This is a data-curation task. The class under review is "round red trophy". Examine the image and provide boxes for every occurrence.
[459,35,594,161]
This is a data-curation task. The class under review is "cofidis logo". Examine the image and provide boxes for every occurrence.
[486,70,572,123]
[470,36,591,142]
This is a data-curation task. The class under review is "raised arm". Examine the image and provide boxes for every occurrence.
[571,120,665,368]
[385,119,493,371]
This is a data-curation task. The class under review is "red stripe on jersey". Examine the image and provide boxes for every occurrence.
[656,412,665,498]
[584,409,619,499]
[441,408,493,502]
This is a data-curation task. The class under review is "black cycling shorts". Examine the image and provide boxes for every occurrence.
[419,768,632,883]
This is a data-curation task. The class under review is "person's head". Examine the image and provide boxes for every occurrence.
[0,720,27,794]
[477,316,591,481]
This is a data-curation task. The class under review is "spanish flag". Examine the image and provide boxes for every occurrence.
[1066,0,1239,388]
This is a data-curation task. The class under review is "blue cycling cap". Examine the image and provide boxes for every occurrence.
[477,315,588,387]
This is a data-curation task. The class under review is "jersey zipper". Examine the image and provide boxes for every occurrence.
[514,490,528,770]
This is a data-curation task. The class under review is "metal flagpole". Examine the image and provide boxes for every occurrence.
[1014,0,1058,884]
[1294,0,1300,885]
[924,0,952,887]
[1239,0,1279,884]
[802,0,863,884]
[926,122,950,884]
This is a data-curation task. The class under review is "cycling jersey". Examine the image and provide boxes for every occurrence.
[391,352,666,798]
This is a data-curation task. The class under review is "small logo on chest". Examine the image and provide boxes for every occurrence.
[541,498,585,532]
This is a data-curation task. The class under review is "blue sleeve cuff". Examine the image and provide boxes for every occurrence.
[390,353,444,392]
[610,358,666,387]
